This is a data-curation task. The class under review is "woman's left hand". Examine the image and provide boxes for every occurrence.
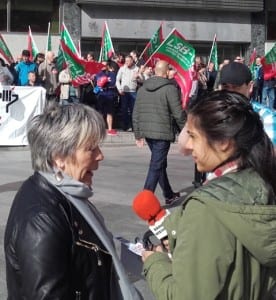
[142,245,164,262]
[142,250,154,262]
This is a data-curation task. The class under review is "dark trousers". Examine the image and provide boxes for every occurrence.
[144,138,174,199]
[120,92,136,130]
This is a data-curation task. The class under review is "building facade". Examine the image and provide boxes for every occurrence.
[0,0,275,63]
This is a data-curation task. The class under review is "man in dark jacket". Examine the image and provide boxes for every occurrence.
[133,60,186,205]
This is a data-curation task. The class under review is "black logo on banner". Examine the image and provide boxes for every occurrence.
[0,88,19,113]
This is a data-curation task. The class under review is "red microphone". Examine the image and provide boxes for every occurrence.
[132,190,170,240]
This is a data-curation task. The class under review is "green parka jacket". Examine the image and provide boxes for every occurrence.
[143,168,276,300]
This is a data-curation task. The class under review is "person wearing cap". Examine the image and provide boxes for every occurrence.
[219,61,276,146]
[15,50,37,86]
[219,61,253,98]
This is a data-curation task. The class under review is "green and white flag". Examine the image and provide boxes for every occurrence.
[150,28,195,107]
[57,22,80,72]
[98,21,115,62]
[140,23,164,67]
[60,22,79,56]
[0,34,14,64]
[249,48,257,80]
[46,22,52,52]
[27,26,39,61]
[261,43,276,80]
[208,34,218,70]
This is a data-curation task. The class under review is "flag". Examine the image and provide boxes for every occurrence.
[56,44,66,72]
[98,21,115,62]
[0,34,14,64]
[60,40,105,86]
[140,23,164,67]
[60,22,79,56]
[261,43,276,81]
[58,22,81,72]
[249,48,257,80]
[27,26,39,61]
[149,28,195,108]
[208,34,218,71]
[46,22,52,53]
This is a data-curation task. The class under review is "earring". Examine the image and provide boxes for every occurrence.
[55,170,64,182]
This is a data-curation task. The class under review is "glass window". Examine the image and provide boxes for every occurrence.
[0,2,6,31]
[267,11,276,40]
[11,0,59,33]
[81,38,245,63]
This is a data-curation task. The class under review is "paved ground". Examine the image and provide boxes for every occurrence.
[0,131,195,299]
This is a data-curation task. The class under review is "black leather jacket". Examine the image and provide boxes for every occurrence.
[4,172,118,300]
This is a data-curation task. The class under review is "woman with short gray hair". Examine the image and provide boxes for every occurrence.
[4,104,142,300]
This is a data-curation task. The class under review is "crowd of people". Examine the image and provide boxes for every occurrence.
[1,47,275,137]
[3,47,276,299]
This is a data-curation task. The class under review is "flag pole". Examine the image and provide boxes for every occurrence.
[207,34,216,69]
[45,22,51,54]
[139,42,150,61]
[78,40,81,57]
[98,22,105,62]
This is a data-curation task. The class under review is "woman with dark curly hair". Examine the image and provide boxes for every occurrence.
[142,90,276,300]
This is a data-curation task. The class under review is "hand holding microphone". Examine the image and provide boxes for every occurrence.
[132,189,170,251]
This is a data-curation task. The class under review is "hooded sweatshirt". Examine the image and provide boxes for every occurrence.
[133,76,185,141]
[143,168,276,300]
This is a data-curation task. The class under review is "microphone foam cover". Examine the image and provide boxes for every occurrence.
[132,189,162,222]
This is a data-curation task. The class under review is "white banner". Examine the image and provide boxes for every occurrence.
[0,86,46,146]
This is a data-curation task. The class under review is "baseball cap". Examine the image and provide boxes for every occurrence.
[220,62,252,86]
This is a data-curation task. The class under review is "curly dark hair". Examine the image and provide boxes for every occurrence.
[188,90,276,199]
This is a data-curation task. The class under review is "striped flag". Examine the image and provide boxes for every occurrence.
[0,34,14,64]
[261,43,276,81]
[57,23,80,72]
[27,26,39,61]
[149,28,195,108]
[45,22,52,53]
[98,21,115,62]
[60,36,104,86]
[140,23,164,67]
[249,48,257,80]
[60,22,79,56]
[208,34,218,71]
[56,44,66,71]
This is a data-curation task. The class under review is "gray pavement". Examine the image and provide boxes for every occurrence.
[0,132,195,299]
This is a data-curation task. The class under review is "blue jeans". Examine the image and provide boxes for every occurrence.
[120,92,136,130]
[262,86,275,109]
[61,96,79,106]
[144,138,174,199]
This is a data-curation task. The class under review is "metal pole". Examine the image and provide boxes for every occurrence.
[7,0,11,32]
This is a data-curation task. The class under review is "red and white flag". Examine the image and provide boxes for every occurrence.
[27,26,39,61]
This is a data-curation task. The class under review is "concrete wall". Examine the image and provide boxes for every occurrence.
[77,0,263,11]
[247,11,266,60]
[0,1,82,61]
[81,6,252,43]
[1,33,61,61]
